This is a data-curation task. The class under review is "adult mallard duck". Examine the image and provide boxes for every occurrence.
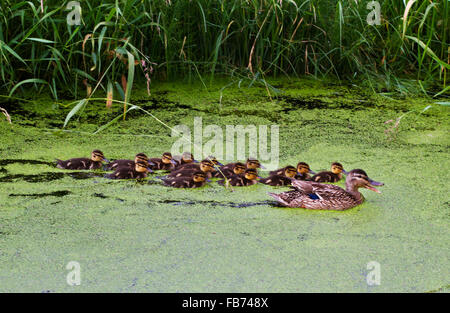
[269,169,383,210]
[310,162,348,183]
[56,150,108,170]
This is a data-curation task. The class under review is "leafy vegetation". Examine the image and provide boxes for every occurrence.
[0,0,448,103]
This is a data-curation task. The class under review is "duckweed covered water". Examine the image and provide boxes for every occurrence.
[0,78,448,292]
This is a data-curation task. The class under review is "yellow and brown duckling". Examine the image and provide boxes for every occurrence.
[105,153,154,171]
[106,160,152,180]
[269,162,315,180]
[260,166,297,186]
[56,150,108,170]
[149,152,177,171]
[269,169,384,210]
[310,162,348,183]
[173,152,197,169]
[166,159,214,179]
[212,162,246,178]
[221,158,264,172]
[294,162,316,180]
[162,171,208,188]
[218,168,259,187]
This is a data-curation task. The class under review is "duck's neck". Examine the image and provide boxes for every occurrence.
[345,182,363,202]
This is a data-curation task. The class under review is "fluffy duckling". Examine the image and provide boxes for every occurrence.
[105,153,153,170]
[221,158,264,172]
[149,152,177,171]
[269,169,384,210]
[166,159,214,179]
[162,171,208,188]
[106,161,151,179]
[310,162,348,183]
[173,152,197,169]
[295,162,316,180]
[56,150,108,170]
[212,162,246,179]
[218,168,259,187]
[260,166,297,186]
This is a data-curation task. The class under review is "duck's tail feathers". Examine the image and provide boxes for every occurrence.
[268,192,289,207]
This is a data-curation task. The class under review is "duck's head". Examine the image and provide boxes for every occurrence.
[331,162,348,175]
[192,171,207,183]
[246,158,264,169]
[233,162,246,175]
[91,150,108,162]
[135,161,150,173]
[135,153,148,163]
[182,152,195,163]
[284,165,297,178]
[162,152,176,165]
[244,168,259,181]
[297,162,315,175]
[199,159,214,172]
[208,156,223,166]
[346,169,384,193]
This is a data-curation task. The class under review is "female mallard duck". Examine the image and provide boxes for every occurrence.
[105,153,154,170]
[56,150,108,170]
[218,168,259,187]
[260,166,297,186]
[269,169,384,210]
[166,159,214,179]
[310,162,348,183]
[162,171,208,188]
[269,162,315,180]
[212,162,246,178]
[106,160,151,179]
[149,152,177,171]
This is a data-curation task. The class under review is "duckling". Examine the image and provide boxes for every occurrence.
[294,162,316,180]
[166,159,214,179]
[149,152,177,171]
[56,150,108,170]
[106,160,151,179]
[105,153,153,170]
[269,169,384,210]
[221,158,264,172]
[173,152,197,169]
[162,171,208,188]
[260,166,297,186]
[212,162,246,178]
[218,168,259,187]
[311,162,348,183]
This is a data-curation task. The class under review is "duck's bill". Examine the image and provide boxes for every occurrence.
[259,164,266,169]
[103,158,110,162]
[170,159,177,165]
[309,170,316,175]
[216,161,224,166]
[148,161,156,166]
[369,179,384,186]
[365,185,381,193]
[193,159,200,163]
[342,170,349,175]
